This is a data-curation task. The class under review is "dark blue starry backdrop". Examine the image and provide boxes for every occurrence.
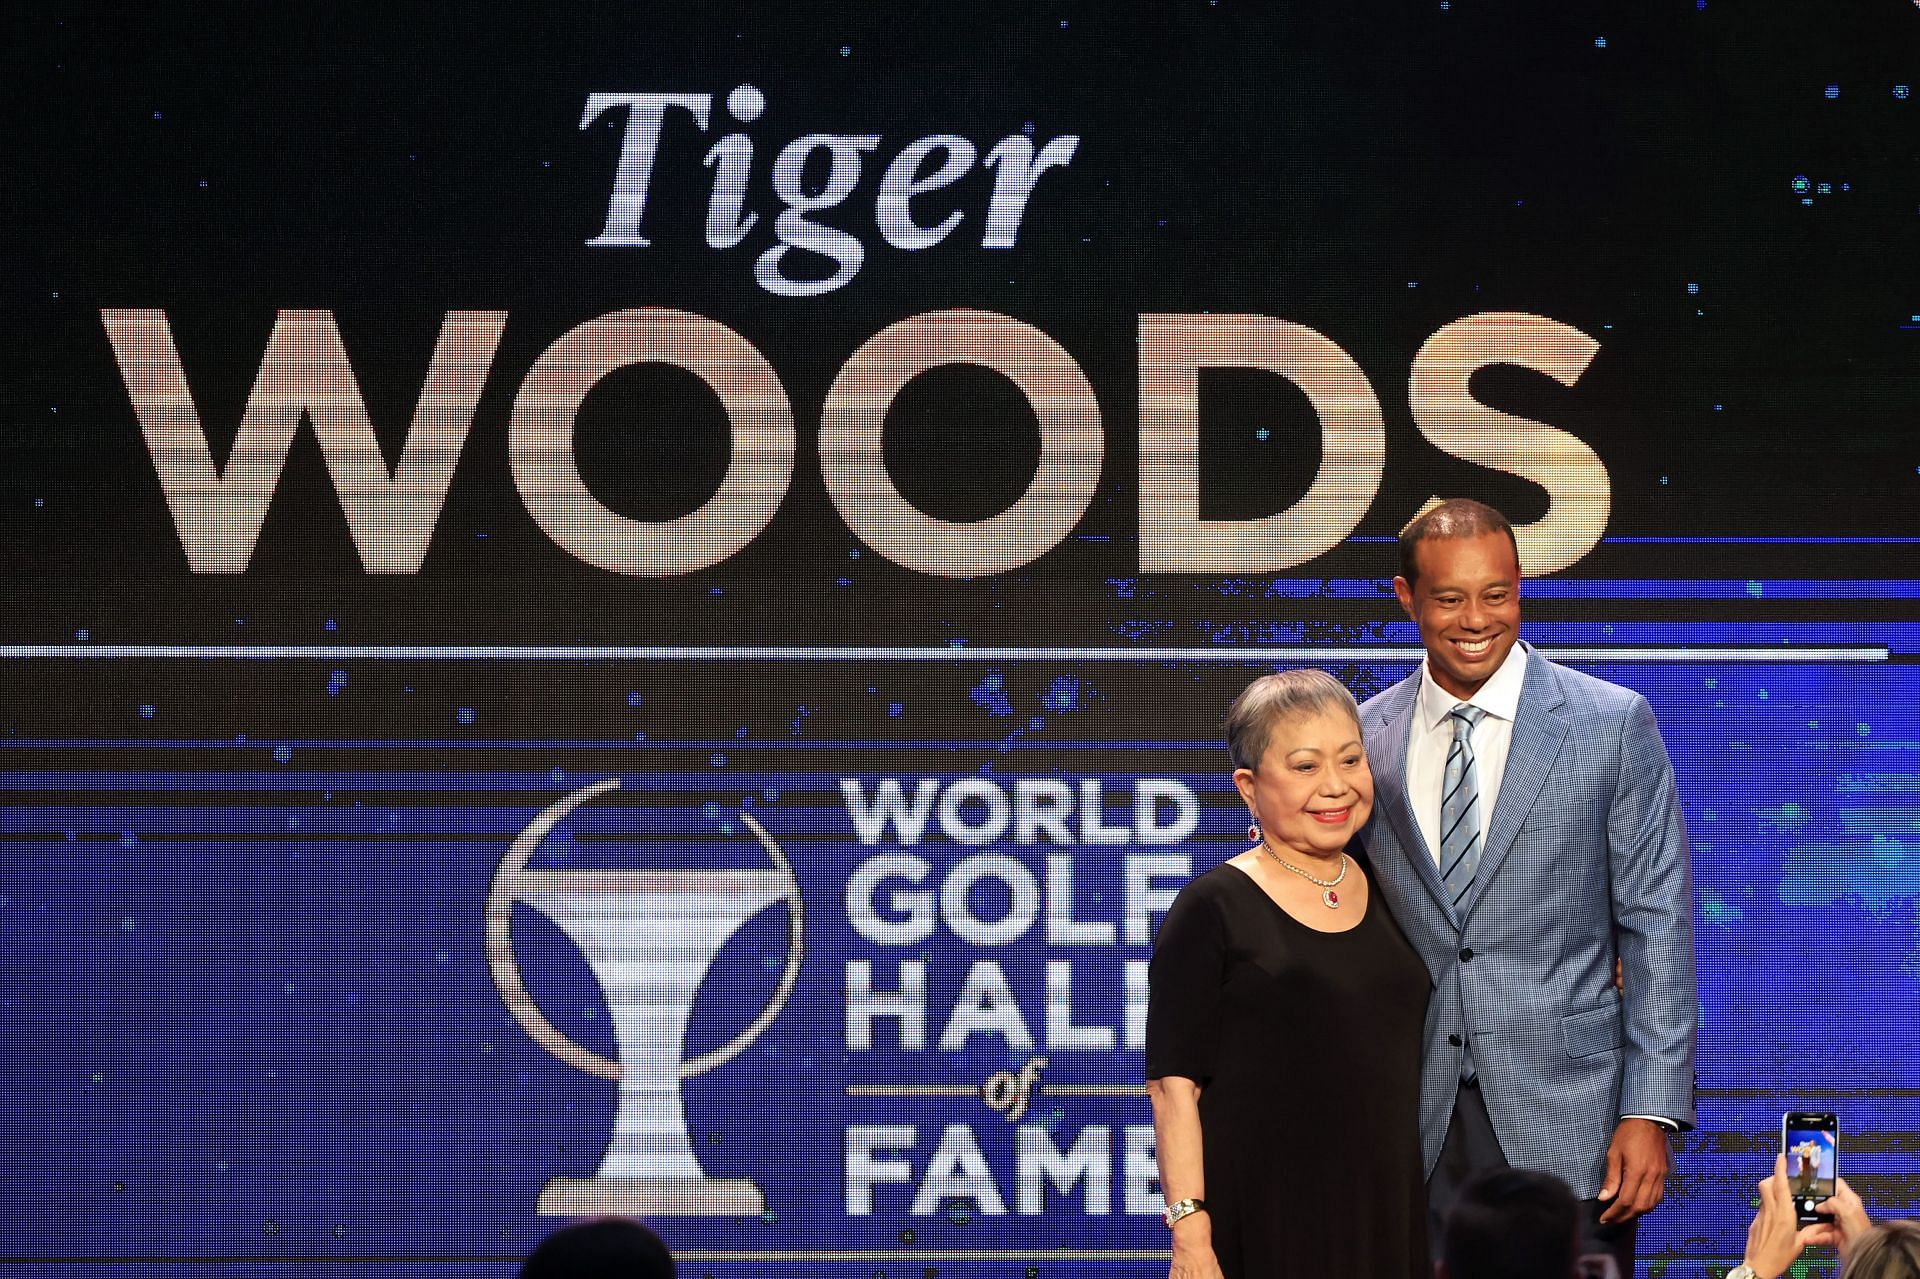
[3,2,1918,1277]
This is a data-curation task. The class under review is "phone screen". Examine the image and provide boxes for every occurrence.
[1782,1113,1837,1220]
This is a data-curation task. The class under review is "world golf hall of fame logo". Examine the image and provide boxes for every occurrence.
[484,778,804,1216]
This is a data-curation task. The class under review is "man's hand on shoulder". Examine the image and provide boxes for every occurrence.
[1597,1117,1671,1223]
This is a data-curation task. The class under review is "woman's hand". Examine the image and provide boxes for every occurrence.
[1168,1211,1225,1279]
[1801,1177,1871,1255]
[1741,1154,1834,1279]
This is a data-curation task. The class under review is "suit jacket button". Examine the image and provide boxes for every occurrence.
[1459,947,1474,961]
[1448,1033,1463,1047]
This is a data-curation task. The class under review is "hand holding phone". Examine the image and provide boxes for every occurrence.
[1742,1154,1832,1279]
[1781,1111,1838,1226]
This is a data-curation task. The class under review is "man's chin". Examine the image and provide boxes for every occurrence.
[1434,655,1502,695]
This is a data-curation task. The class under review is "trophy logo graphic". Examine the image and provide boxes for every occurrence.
[486,778,804,1216]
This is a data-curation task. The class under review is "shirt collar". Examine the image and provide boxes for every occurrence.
[1417,639,1530,732]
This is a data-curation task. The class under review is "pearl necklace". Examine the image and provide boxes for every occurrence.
[1261,841,1349,909]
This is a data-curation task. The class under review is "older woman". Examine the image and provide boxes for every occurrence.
[1146,669,1429,1279]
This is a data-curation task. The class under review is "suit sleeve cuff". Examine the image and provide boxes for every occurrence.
[1622,1113,1680,1132]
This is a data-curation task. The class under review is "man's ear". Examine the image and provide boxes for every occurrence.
[1393,575,1416,620]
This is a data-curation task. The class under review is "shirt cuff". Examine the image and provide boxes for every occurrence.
[1622,1114,1680,1132]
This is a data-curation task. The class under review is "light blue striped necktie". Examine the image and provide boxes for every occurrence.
[1439,704,1488,909]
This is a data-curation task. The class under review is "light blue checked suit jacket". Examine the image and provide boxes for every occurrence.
[1359,644,1697,1199]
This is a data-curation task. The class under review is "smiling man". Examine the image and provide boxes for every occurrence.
[1357,499,1698,1276]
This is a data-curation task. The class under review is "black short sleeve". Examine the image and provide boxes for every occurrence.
[1144,876,1225,1084]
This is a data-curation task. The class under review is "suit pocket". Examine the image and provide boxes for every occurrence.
[1518,812,1580,833]
[1561,1000,1625,1058]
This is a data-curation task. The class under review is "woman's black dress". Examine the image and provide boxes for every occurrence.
[1145,854,1431,1279]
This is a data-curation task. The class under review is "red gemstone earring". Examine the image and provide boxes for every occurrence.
[1247,819,1262,844]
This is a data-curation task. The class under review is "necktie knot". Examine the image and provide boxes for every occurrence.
[1449,704,1486,738]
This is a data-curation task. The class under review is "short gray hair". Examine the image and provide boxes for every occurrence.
[1225,669,1363,771]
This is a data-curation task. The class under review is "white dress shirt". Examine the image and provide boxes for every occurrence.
[1406,640,1529,867]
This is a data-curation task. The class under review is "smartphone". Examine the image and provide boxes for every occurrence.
[1781,1111,1838,1225]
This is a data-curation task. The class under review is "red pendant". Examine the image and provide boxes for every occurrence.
[1323,888,1340,908]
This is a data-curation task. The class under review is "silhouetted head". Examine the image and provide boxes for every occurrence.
[519,1217,675,1279]
[1440,1167,1579,1279]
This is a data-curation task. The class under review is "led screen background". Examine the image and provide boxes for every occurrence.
[4,2,1919,1276]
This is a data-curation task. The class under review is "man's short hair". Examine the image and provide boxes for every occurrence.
[1398,498,1520,587]
[519,1217,675,1279]
[1442,1167,1578,1279]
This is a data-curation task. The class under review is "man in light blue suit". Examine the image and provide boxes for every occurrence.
[1359,499,1696,1275]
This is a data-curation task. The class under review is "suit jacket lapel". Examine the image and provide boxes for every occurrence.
[1461,645,1569,923]
[1374,674,1459,927]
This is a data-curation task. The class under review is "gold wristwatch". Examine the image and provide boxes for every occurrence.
[1726,1266,1760,1279]
[1163,1197,1207,1228]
